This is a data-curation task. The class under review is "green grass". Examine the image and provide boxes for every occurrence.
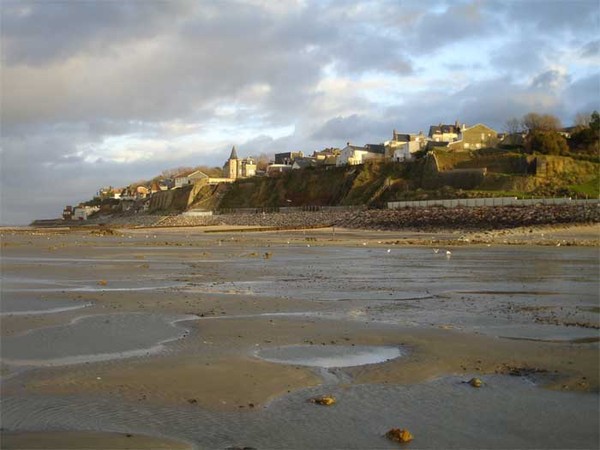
[568,176,599,198]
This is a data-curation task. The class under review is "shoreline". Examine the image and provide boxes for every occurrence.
[3,222,598,247]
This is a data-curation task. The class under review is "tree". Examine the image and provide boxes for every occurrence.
[574,112,591,129]
[526,130,569,155]
[504,117,523,134]
[522,112,562,132]
[255,153,272,171]
[503,117,524,146]
[569,111,600,154]
[161,167,194,178]
[591,110,600,132]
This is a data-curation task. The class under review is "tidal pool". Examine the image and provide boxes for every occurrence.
[0,297,91,316]
[255,345,403,368]
[1,313,190,366]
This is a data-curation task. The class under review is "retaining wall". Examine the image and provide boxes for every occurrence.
[388,197,599,209]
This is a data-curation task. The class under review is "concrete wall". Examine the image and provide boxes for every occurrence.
[388,197,599,209]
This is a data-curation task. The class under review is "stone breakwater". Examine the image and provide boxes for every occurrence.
[140,204,598,232]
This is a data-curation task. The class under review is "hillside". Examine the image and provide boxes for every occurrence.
[185,149,598,211]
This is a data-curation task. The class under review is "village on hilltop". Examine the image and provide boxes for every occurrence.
[61,112,599,221]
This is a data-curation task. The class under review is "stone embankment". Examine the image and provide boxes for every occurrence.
[339,204,599,231]
[155,210,356,229]
[129,204,599,232]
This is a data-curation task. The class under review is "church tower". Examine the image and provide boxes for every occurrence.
[224,145,239,180]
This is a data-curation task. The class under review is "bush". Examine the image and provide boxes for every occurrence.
[526,131,569,155]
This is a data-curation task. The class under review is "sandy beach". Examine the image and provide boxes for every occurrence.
[1,223,598,449]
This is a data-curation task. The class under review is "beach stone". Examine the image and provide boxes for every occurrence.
[386,428,414,443]
[469,377,483,388]
[309,395,336,406]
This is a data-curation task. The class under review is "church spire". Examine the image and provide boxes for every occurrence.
[229,145,238,160]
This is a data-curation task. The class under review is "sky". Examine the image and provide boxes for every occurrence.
[1,0,599,225]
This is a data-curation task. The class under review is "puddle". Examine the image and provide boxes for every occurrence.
[0,298,92,316]
[255,345,403,368]
[1,313,191,367]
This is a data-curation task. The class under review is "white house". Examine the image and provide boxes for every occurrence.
[393,140,423,162]
[174,174,191,188]
[72,205,99,221]
[266,164,292,176]
[385,130,426,161]
[428,122,463,142]
[336,144,385,166]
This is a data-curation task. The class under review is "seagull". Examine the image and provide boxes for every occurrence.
[307,244,311,248]
[446,250,452,256]
[433,248,440,254]
[387,249,391,253]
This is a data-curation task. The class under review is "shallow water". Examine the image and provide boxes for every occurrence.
[196,246,599,341]
[1,313,190,366]
[255,345,403,368]
[0,297,92,316]
[1,375,597,449]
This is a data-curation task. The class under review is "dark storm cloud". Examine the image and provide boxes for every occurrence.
[1,0,192,65]
[311,114,393,144]
[2,0,335,127]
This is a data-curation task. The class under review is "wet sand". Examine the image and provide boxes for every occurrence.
[0,224,598,448]
[1,431,192,449]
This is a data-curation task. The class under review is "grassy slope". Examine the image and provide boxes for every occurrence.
[194,150,599,210]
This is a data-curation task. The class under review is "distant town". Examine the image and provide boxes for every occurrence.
[61,111,599,221]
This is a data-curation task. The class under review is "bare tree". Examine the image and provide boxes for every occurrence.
[522,112,562,132]
[255,153,272,171]
[574,112,591,129]
[161,167,194,178]
[504,117,522,134]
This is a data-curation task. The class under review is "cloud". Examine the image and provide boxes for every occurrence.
[531,69,570,90]
[497,0,599,34]
[1,0,193,65]
[1,0,599,224]
[311,114,391,144]
[411,1,495,53]
[564,72,600,115]
[580,39,600,59]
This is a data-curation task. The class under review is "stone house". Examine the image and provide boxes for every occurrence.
[274,151,304,165]
[188,170,210,183]
[291,157,318,170]
[448,123,498,151]
[266,164,292,177]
